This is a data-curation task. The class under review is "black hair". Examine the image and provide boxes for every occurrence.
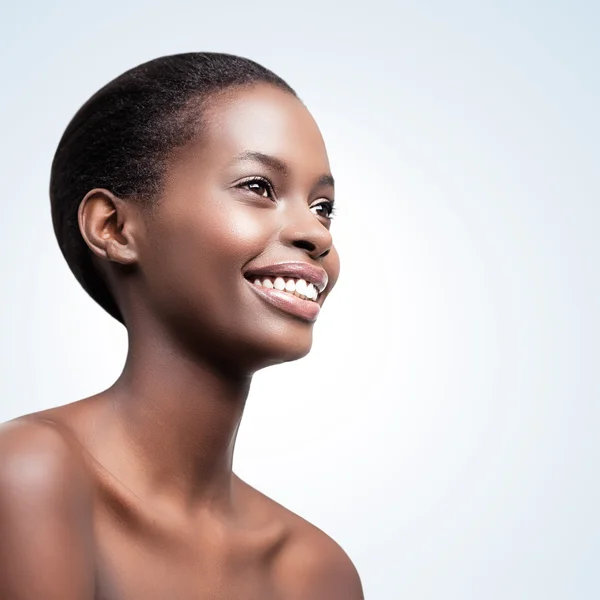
[50,52,296,324]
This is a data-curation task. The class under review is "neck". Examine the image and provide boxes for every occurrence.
[105,320,252,513]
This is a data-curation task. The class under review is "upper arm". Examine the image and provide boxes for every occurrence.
[0,419,95,600]
[281,526,364,600]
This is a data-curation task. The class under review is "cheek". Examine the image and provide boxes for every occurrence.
[141,198,273,307]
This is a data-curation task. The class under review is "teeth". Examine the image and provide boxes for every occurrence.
[295,279,307,296]
[250,276,320,302]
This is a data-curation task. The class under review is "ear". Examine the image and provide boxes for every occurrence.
[78,189,140,266]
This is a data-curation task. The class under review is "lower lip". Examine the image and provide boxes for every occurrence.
[246,281,321,322]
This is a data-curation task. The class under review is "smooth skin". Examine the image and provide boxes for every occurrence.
[0,84,363,599]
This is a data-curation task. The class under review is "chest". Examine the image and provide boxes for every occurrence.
[92,509,289,600]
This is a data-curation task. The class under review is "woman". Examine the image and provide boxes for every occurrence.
[0,53,363,599]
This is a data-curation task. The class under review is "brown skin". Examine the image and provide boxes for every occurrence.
[0,84,363,599]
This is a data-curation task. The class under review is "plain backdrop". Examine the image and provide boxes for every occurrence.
[1,1,598,598]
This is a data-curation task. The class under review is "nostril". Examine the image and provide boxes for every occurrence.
[293,240,316,252]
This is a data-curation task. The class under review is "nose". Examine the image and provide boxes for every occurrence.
[279,201,333,260]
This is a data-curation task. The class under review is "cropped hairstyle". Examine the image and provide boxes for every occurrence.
[50,52,296,323]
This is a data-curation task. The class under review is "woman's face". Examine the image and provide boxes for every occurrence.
[135,83,340,372]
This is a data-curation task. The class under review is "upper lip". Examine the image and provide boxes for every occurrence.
[243,261,328,293]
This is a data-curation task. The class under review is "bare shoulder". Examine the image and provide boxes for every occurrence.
[237,478,364,600]
[0,417,95,599]
[279,512,364,600]
[0,415,91,498]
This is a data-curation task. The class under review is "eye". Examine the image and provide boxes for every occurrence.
[310,200,336,220]
[238,177,274,199]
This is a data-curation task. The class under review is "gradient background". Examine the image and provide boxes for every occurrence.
[1,1,598,598]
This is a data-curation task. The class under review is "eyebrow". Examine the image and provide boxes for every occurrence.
[314,174,335,189]
[233,151,335,189]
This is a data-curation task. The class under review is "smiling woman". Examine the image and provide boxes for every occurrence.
[0,53,362,600]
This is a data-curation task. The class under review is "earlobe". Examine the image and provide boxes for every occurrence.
[78,188,139,266]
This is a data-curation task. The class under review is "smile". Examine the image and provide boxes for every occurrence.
[243,262,327,322]
[251,277,319,302]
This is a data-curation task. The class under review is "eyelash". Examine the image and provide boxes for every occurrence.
[311,200,337,220]
[238,176,275,199]
[237,177,336,221]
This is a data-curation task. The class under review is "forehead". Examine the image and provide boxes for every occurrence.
[198,83,331,175]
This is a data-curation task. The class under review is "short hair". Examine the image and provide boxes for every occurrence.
[50,52,296,324]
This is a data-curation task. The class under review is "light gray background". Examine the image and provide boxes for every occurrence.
[1,1,598,598]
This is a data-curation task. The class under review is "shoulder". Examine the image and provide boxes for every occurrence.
[0,416,91,497]
[0,417,95,598]
[0,414,94,532]
[236,478,363,599]
[280,516,364,600]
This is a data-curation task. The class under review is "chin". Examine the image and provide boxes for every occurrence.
[245,324,314,372]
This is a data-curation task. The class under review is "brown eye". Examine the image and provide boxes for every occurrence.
[310,200,336,220]
[240,178,273,199]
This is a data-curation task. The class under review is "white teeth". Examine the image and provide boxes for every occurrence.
[295,279,307,296]
[250,275,319,302]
